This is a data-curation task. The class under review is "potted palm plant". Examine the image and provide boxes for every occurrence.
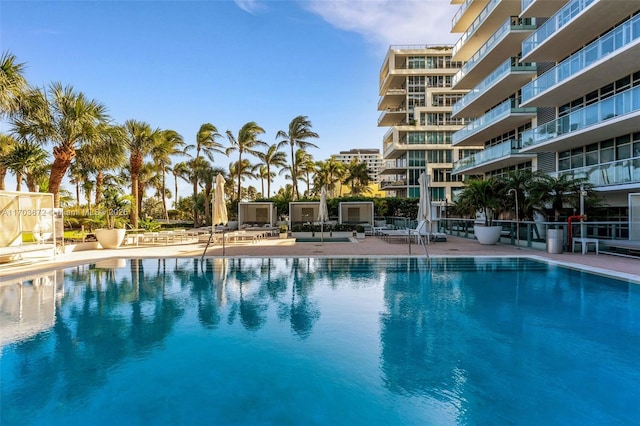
[279,224,288,239]
[456,178,504,245]
[95,185,131,249]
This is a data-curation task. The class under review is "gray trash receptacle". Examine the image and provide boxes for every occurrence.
[547,229,563,254]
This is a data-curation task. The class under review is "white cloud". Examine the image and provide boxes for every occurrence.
[304,0,459,50]
[234,0,266,14]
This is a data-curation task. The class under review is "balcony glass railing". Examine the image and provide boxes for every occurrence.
[452,139,523,172]
[558,156,640,187]
[521,0,534,11]
[452,57,535,116]
[381,160,408,170]
[453,17,536,87]
[523,14,640,102]
[522,86,640,148]
[453,98,536,144]
[522,0,595,57]
[452,0,475,30]
[378,107,407,125]
[452,0,502,58]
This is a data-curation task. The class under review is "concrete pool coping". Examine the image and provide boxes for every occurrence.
[1,235,638,283]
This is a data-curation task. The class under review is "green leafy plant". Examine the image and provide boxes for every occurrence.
[140,217,161,232]
[99,185,132,229]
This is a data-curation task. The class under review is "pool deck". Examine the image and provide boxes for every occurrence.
[1,235,638,282]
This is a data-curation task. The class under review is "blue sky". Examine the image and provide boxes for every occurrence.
[1,0,458,197]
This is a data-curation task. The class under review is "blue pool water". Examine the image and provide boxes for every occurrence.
[1,257,639,425]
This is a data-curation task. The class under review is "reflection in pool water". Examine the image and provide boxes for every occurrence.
[1,257,639,425]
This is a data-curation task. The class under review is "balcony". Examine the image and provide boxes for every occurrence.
[452,17,536,90]
[521,85,640,152]
[379,160,408,175]
[378,107,407,127]
[452,139,536,174]
[521,13,640,107]
[452,57,536,118]
[452,98,537,146]
[521,0,640,62]
[378,88,407,110]
[520,0,569,18]
[558,157,640,189]
[452,0,491,33]
[452,0,522,61]
[380,179,408,190]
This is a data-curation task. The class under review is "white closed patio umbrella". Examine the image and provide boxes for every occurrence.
[417,172,432,245]
[318,186,329,243]
[213,174,229,255]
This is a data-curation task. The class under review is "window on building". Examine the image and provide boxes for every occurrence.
[407,56,425,69]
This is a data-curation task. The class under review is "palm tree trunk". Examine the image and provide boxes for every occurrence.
[204,182,212,225]
[237,153,243,201]
[0,167,7,190]
[161,170,168,220]
[266,164,271,198]
[192,178,199,227]
[15,173,23,191]
[174,174,179,209]
[49,145,75,207]
[95,171,104,206]
[290,145,297,200]
[26,173,37,192]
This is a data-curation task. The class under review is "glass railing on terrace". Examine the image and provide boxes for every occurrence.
[557,156,640,187]
[381,159,407,170]
[452,0,475,30]
[522,85,640,148]
[453,98,536,144]
[522,0,595,57]
[453,139,522,172]
[453,57,535,116]
[453,17,536,87]
[452,0,502,58]
[523,14,640,102]
[521,0,534,11]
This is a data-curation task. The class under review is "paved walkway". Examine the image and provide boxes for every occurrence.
[1,235,638,282]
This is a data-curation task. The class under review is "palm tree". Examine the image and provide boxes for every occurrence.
[296,150,316,197]
[152,129,185,220]
[455,177,506,226]
[257,143,287,197]
[0,51,28,118]
[528,174,593,222]
[502,169,536,221]
[11,83,109,207]
[345,159,371,196]
[1,140,48,191]
[122,119,159,227]
[75,123,127,207]
[226,121,266,200]
[228,159,257,200]
[276,115,319,200]
[314,157,345,197]
[0,134,18,190]
[186,123,223,225]
[171,161,191,208]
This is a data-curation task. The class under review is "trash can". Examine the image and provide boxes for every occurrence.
[547,228,564,254]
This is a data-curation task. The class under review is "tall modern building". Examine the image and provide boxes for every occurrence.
[332,149,383,183]
[449,0,640,219]
[377,45,483,201]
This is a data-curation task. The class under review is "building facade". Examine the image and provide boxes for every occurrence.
[449,0,640,220]
[332,149,383,183]
[377,45,483,201]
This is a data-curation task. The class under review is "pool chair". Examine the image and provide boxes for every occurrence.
[411,221,447,244]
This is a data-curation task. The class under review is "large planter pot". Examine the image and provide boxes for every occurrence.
[474,225,503,245]
[95,229,126,249]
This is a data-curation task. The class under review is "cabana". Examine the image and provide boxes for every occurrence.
[338,201,374,226]
[0,190,59,264]
[289,201,320,227]
[237,202,277,228]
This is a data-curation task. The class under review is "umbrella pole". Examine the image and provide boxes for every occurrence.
[222,229,225,257]
[321,222,323,244]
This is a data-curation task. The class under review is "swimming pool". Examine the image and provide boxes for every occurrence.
[1,257,639,425]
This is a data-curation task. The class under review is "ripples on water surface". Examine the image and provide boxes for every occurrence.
[1,257,639,425]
